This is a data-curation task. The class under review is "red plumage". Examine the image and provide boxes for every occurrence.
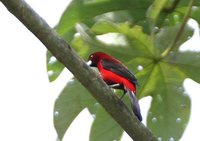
[87,52,142,121]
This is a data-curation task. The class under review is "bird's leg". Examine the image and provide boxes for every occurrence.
[119,92,126,99]
[119,89,127,100]
[109,84,127,99]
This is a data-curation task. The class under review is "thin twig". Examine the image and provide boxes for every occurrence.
[161,0,194,58]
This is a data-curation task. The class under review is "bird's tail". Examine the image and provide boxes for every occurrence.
[126,89,142,121]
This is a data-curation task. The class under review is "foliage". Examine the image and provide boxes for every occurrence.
[47,0,200,140]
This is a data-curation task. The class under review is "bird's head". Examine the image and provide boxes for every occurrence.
[87,52,111,67]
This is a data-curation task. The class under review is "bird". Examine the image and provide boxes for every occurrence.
[87,52,142,121]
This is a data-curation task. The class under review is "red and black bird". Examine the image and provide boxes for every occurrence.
[87,52,142,121]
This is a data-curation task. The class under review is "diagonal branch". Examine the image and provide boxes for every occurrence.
[0,0,156,140]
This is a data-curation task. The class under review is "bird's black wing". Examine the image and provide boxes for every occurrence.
[101,59,138,84]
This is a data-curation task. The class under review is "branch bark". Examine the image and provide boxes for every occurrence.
[0,0,156,140]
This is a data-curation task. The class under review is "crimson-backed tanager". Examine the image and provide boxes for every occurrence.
[87,52,142,121]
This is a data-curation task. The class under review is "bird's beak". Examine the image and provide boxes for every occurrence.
[86,60,92,66]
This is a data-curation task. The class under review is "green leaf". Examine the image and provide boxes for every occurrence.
[90,106,123,141]
[91,21,118,34]
[81,22,155,58]
[117,24,155,57]
[47,0,154,81]
[46,51,65,82]
[71,22,151,61]
[147,63,191,141]
[154,24,193,55]
[147,0,168,25]
[51,0,200,140]
[56,0,153,39]
[177,6,200,24]
[136,63,156,98]
[190,6,200,24]
[165,51,200,83]
[139,24,193,140]
[153,0,200,28]
[54,79,96,140]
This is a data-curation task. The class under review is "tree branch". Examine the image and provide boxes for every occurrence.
[0,0,156,140]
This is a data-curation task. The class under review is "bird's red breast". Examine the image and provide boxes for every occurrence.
[97,60,136,93]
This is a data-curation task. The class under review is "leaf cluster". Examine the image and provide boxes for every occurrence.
[46,0,200,140]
